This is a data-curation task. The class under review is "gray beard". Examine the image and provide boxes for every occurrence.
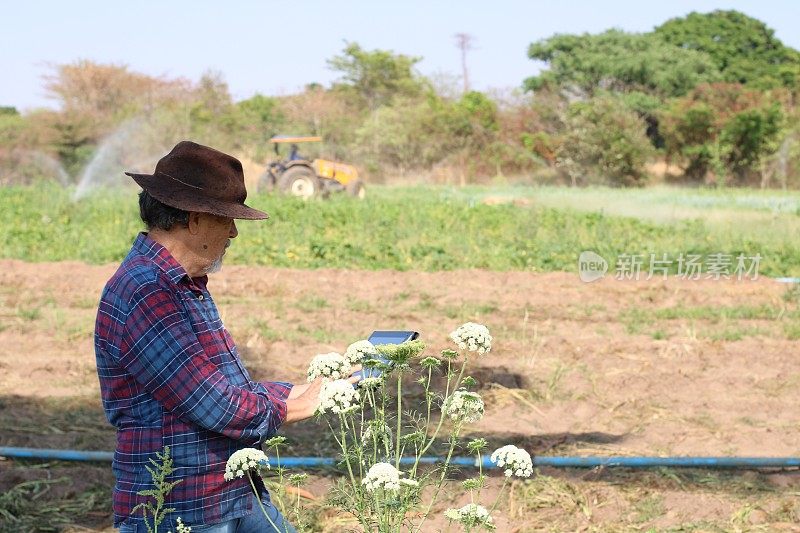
[206,255,224,274]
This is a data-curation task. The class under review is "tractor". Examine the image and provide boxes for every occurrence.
[257,136,365,199]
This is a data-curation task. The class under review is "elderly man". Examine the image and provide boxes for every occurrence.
[95,141,354,532]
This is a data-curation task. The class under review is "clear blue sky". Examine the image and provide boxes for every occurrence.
[2,0,798,111]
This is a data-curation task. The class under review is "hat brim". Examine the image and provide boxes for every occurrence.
[126,172,269,220]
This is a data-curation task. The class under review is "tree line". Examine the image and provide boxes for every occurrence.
[1,9,798,187]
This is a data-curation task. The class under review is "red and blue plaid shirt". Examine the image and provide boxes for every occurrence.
[95,233,292,528]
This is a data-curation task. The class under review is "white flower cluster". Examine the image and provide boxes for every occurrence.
[345,340,377,365]
[318,379,361,414]
[444,503,495,530]
[450,322,492,354]
[358,376,383,389]
[361,462,418,492]
[224,448,268,481]
[490,445,533,478]
[173,517,191,533]
[444,390,485,423]
[307,352,351,382]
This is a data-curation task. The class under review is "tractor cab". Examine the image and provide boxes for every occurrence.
[258,135,365,199]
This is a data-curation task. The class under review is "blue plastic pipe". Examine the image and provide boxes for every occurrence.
[2,447,799,469]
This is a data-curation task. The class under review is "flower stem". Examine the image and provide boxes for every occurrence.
[488,477,510,516]
[412,357,467,476]
[395,371,403,468]
[339,416,358,490]
[414,427,460,533]
[247,472,285,533]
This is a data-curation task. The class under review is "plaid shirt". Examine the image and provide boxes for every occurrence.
[95,233,292,528]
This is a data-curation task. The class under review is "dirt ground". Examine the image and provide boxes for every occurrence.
[2,259,800,532]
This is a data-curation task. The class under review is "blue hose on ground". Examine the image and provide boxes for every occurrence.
[2,447,799,469]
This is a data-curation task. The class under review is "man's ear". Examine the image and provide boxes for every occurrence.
[187,212,202,235]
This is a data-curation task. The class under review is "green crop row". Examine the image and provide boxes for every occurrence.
[1,184,799,276]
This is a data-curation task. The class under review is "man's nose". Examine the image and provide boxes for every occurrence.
[229,220,238,239]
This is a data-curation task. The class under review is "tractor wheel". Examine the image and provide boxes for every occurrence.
[346,179,366,199]
[278,166,320,200]
[257,170,275,193]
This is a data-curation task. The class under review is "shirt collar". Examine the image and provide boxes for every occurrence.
[132,232,191,286]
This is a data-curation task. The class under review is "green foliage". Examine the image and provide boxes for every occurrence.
[720,104,783,176]
[375,339,426,366]
[0,111,27,147]
[525,30,719,97]
[328,42,423,109]
[133,446,182,533]
[556,95,654,186]
[352,89,504,178]
[661,83,786,182]
[457,91,498,132]
[3,184,800,276]
[655,10,800,89]
[3,14,800,189]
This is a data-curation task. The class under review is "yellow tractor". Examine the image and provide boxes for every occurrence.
[257,136,365,199]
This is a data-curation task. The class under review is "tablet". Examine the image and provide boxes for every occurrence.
[356,330,419,380]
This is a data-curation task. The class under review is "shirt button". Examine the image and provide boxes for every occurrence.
[198,294,205,301]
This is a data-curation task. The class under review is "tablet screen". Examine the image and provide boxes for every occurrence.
[368,330,419,346]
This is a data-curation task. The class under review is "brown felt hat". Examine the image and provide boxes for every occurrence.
[125,140,268,220]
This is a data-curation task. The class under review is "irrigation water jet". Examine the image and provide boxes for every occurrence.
[72,117,170,201]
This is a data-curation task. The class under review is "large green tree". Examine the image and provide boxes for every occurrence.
[328,42,423,110]
[524,30,719,98]
[655,10,800,89]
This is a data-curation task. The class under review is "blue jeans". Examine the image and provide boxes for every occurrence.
[119,493,296,533]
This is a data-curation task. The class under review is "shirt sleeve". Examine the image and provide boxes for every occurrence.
[118,281,286,442]
[254,381,293,401]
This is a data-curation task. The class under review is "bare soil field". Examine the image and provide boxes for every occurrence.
[2,260,800,532]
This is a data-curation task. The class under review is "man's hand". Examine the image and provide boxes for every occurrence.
[284,367,362,424]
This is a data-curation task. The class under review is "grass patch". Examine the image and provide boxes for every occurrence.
[294,295,330,312]
[652,304,785,322]
[509,475,592,520]
[0,477,110,531]
[442,301,499,320]
[16,306,41,321]
[631,493,665,524]
[703,325,768,342]
[249,318,282,342]
[345,297,375,313]
[783,322,800,340]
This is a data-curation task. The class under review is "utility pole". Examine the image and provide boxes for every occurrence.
[454,33,475,94]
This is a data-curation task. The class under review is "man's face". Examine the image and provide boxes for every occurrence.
[193,213,238,274]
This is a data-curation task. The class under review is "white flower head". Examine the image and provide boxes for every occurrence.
[444,389,485,424]
[224,448,268,482]
[318,379,361,414]
[345,340,377,365]
[174,517,191,533]
[361,462,418,493]
[443,503,495,530]
[450,322,492,355]
[490,445,533,478]
[307,352,351,382]
[357,376,383,390]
